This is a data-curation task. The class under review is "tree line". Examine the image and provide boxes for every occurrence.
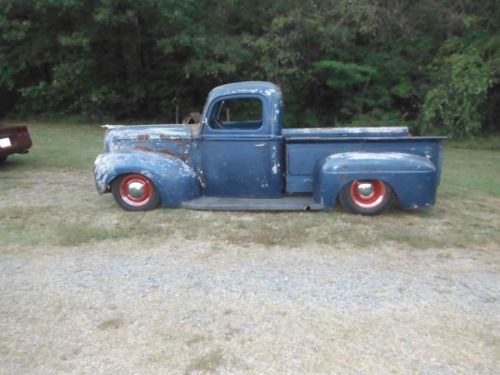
[1,0,499,136]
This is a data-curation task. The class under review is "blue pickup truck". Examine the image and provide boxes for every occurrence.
[95,81,444,215]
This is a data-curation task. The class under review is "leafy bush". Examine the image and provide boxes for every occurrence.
[422,48,492,137]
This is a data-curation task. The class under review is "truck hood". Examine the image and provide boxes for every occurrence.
[103,124,200,161]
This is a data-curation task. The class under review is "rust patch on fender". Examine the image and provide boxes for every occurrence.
[159,134,186,148]
[134,145,177,158]
[136,134,150,141]
[133,145,189,161]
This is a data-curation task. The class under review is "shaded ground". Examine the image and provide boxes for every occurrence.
[0,123,499,374]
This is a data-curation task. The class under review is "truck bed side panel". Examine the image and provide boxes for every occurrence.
[285,137,444,193]
[313,152,438,209]
[283,126,410,139]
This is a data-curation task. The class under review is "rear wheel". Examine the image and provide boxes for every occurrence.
[111,174,160,211]
[339,179,392,216]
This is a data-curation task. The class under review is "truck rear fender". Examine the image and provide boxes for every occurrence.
[95,151,202,207]
[313,152,438,210]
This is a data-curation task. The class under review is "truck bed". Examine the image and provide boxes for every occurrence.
[284,128,444,193]
[283,126,410,139]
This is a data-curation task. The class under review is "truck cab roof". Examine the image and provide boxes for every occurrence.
[208,81,281,100]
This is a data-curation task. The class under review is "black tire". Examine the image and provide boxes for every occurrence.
[111,174,160,211]
[339,179,393,216]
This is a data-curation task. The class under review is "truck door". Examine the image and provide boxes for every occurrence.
[200,94,281,198]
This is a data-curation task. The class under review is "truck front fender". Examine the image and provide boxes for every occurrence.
[313,152,437,210]
[95,151,202,207]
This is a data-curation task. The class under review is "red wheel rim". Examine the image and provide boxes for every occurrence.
[350,179,387,209]
[119,174,153,207]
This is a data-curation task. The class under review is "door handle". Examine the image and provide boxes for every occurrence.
[254,143,266,147]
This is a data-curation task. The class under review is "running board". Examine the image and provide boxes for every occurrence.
[182,196,323,211]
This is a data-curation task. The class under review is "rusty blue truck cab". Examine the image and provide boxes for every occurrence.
[95,81,444,215]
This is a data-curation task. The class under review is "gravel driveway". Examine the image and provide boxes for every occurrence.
[1,237,498,374]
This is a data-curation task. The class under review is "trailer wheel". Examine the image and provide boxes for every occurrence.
[339,179,392,216]
[111,174,160,211]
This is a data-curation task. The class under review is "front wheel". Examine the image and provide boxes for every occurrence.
[339,179,393,216]
[111,174,160,211]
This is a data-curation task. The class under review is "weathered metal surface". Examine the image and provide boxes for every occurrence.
[283,126,410,139]
[286,137,443,197]
[0,126,32,160]
[94,81,444,212]
[95,151,202,207]
[313,152,438,210]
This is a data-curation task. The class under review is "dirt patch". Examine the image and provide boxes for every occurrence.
[186,348,224,374]
[97,318,124,331]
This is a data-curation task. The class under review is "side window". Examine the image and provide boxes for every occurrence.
[209,97,263,130]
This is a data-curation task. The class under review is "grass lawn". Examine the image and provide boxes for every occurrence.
[1,121,499,251]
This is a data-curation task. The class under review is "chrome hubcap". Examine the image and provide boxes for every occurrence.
[127,181,146,199]
[357,182,375,199]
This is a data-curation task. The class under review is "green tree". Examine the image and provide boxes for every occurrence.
[423,48,491,136]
